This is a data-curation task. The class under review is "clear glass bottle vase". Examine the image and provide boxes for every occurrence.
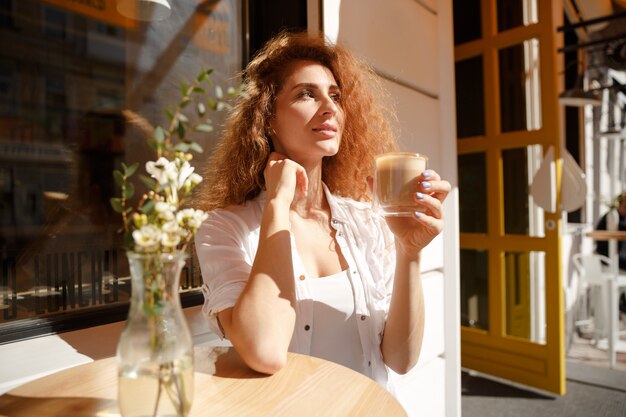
[117,251,194,417]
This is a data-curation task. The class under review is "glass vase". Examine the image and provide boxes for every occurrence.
[117,251,194,417]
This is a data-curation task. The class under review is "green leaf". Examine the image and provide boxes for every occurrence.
[197,102,206,116]
[110,198,123,213]
[215,86,223,99]
[180,97,190,108]
[177,121,186,139]
[165,109,174,120]
[139,175,158,190]
[141,198,155,214]
[227,86,236,96]
[178,113,189,123]
[154,126,165,143]
[193,87,205,94]
[195,124,213,133]
[125,162,139,177]
[207,98,217,111]
[124,182,135,199]
[206,68,214,76]
[180,82,188,97]
[174,143,190,152]
[196,71,207,83]
[189,142,204,153]
[113,170,124,187]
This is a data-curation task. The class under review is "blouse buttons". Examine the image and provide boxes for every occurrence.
[304,325,311,331]
[360,315,366,321]
[299,275,306,281]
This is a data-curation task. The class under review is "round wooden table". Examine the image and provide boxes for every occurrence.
[0,346,407,416]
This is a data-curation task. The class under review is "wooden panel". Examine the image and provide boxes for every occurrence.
[334,0,439,95]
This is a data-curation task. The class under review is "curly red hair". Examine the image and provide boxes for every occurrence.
[197,31,398,210]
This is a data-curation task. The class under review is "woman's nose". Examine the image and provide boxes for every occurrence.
[320,96,338,116]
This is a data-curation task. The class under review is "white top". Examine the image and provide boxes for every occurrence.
[307,269,366,374]
[195,184,396,390]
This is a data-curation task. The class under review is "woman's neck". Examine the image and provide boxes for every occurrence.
[291,162,328,218]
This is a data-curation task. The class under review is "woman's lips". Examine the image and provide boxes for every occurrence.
[312,124,337,137]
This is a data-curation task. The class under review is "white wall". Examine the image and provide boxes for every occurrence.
[319,1,460,416]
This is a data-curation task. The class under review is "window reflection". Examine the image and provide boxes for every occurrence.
[504,250,546,344]
[461,249,489,330]
[456,56,486,139]
[502,146,545,237]
[458,152,487,233]
[497,0,538,32]
[0,0,242,333]
[499,39,542,133]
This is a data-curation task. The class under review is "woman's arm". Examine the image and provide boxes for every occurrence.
[380,170,449,374]
[217,153,308,374]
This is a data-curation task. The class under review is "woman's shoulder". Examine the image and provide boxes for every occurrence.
[202,195,265,233]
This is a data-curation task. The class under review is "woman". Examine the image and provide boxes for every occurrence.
[195,32,450,390]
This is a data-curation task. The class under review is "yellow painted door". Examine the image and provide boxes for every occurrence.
[454,0,565,394]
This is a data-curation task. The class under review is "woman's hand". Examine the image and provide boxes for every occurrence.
[384,170,451,256]
[263,152,308,206]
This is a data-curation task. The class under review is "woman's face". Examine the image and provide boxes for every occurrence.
[269,60,344,165]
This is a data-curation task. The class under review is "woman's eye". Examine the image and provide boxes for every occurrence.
[331,93,341,102]
[298,90,314,99]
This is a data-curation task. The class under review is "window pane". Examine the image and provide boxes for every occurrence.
[504,251,546,344]
[456,56,485,138]
[497,0,538,32]
[459,152,487,233]
[499,39,542,133]
[461,249,489,330]
[502,146,545,237]
[0,0,242,332]
[453,0,481,45]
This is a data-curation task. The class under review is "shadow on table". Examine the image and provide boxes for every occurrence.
[194,345,268,379]
[461,371,554,399]
[0,393,118,417]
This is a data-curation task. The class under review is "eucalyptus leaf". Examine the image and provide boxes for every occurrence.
[113,170,124,187]
[154,126,165,143]
[194,124,213,133]
[124,182,135,199]
[110,198,123,213]
[174,143,190,152]
[189,142,204,153]
[125,162,139,177]
[139,175,158,190]
[141,198,155,214]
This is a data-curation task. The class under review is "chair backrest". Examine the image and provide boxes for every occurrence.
[572,253,613,286]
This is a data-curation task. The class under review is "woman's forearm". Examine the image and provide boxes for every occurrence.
[225,199,297,373]
[381,243,425,374]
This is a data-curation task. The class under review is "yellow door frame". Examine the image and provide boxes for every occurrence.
[456,0,565,394]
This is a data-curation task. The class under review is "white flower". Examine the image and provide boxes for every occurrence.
[146,157,176,185]
[177,208,208,230]
[132,224,162,252]
[162,220,179,233]
[161,232,181,248]
[155,201,176,221]
[176,160,195,190]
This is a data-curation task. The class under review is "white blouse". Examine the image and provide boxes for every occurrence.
[307,269,365,374]
[194,184,397,389]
